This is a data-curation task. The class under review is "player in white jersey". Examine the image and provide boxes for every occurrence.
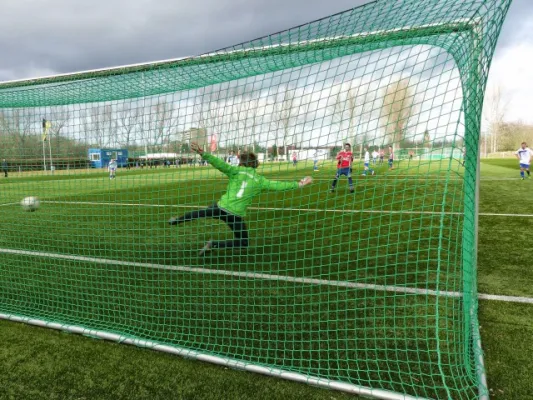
[227,151,240,167]
[371,149,379,165]
[108,159,118,179]
[515,142,533,180]
[362,146,375,176]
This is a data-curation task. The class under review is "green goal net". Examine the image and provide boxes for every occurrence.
[0,0,512,398]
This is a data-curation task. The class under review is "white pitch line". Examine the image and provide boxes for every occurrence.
[1,247,531,305]
[42,200,533,218]
[477,293,533,304]
[45,200,456,215]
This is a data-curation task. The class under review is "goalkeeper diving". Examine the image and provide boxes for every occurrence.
[169,143,313,255]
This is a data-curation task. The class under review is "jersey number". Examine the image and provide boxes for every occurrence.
[236,181,248,198]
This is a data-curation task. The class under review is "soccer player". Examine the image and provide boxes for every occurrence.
[227,151,239,167]
[108,158,117,179]
[371,149,379,165]
[169,142,313,255]
[313,150,319,172]
[292,152,298,167]
[515,142,533,180]
[388,146,394,170]
[2,159,8,178]
[330,143,354,193]
[362,146,375,176]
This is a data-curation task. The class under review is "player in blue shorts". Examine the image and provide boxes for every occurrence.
[331,143,354,193]
[515,142,533,180]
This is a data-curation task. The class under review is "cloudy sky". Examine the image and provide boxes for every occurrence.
[0,0,531,124]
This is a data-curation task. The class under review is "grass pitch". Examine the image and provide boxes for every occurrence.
[0,158,532,399]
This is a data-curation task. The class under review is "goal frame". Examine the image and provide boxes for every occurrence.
[0,16,490,400]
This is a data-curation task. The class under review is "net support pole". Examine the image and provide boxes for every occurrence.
[471,20,489,400]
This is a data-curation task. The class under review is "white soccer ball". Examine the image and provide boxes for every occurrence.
[21,196,40,212]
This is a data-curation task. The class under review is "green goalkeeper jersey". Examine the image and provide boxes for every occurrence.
[202,153,299,217]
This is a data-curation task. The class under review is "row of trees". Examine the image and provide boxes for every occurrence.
[483,85,533,153]
[193,79,418,157]
[0,78,422,160]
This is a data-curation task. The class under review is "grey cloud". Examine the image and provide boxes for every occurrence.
[0,0,365,79]
[0,0,528,81]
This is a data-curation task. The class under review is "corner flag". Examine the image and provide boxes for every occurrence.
[42,118,52,141]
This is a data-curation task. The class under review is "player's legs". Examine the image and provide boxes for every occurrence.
[211,212,249,249]
[362,163,374,176]
[331,170,341,191]
[198,209,249,255]
[348,175,354,193]
[168,203,219,225]
[332,169,354,193]
[519,163,529,179]
[344,168,354,192]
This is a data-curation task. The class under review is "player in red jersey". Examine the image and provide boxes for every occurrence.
[330,143,355,193]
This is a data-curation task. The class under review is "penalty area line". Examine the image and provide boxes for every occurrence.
[0,247,532,305]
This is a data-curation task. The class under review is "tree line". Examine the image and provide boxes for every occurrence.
[0,77,467,162]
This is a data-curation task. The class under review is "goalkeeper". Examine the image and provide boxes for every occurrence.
[169,143,313,255]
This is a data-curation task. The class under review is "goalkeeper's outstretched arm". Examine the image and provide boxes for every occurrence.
[260,176,313,191]
[191,142,236,176]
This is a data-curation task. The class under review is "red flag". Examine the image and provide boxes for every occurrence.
[210,133,218,152]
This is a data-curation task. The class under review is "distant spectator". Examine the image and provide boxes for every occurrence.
[2,159,7,178]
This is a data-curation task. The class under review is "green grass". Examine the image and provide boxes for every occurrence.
[0,158,531,399]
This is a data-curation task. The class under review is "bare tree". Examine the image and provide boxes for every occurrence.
[270,86,297,159]
[379,78,416,151]
[329,86,346,147]
[294,93,312,149]
[48,107,71,157]
[194,88,226,151]
[497,121,533,151]
[232,91,266,153]
[329,84,369,157]
[483,84,509,153]
[117,103,142,147]
[150,100,176,152]
[80,109,93,146]
[20,110,38,157]
[246,96,265,152]
[84,104,116,147]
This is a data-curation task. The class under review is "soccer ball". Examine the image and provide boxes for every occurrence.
[21,196,40,212]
